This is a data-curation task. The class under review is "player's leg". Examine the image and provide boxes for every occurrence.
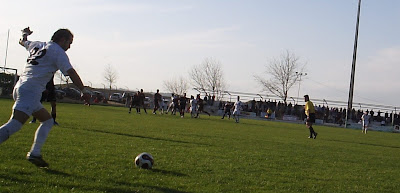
[30,109,53,154]
[30,116,37,123]
[0,110,28,144]
[50,101,58,125]
[1,86,38,143]
[306,122,313,138]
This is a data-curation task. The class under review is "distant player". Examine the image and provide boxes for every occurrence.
[138,89,147,114]
[159,95,165,114]
[0,27,90,168]
[221,102,232,119]
[166,93,175,114]
[232,96,242,123]
[196,94,210,118]
[304,95,318,139]
[153,89,162,114]
[129,91,140,114]
[179,93,188,118]
[361,111,370,134]
[189,95,198,118]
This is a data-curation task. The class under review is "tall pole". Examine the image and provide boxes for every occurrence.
[296,72,307,105]
[3,29,10,72]
[345,0,362,128]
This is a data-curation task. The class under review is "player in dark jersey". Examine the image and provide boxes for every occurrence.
[179,93,188,118]
[196,94,210,118]
[221,102,232,119]
[129,91,140,114]
[153,89,162,114]
[138,89,147,114]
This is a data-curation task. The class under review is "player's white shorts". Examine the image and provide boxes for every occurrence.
[233,110,240,116]
[363,121,369,127]
[12,86,44,116]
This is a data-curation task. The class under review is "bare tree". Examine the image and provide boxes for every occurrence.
[103,64,118,90]
[54,70,70,87]
[163,76,189,95]
[254,50,305,104]
[189,57,227,99]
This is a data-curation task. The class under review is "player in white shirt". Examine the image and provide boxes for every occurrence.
[232,96,242,123]
[0,27,90,168]
[190,95,198,118]
[361,111,370,134]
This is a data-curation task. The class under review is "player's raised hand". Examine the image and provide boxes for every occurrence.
[21,27,33,36]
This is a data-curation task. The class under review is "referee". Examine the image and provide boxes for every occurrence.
[304,95,317,139]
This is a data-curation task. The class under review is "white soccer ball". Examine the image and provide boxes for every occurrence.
[134,152,154,169]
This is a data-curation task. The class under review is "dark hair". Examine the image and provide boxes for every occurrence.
[304,95,309,98]
[51,29,73,42]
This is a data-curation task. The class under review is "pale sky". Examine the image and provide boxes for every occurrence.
[0,0,399,108]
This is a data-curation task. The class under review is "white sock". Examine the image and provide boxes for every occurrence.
[0,119,23,144]
[29,119,54,156]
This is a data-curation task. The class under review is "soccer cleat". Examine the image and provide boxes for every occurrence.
[27,153,49,168]
[313,133,318,139]
[53,121,59,126]
[29,120,36,124]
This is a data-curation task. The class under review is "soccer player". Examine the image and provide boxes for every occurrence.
[152,89,162,114]
[232,96,242,123]
[196,94,210,118]
[138,89,147,114]
[304,95,318,139]
[189,95,198,118]
[221,102,232,119]
[30,76,59,125]
[361,111,370,134]
[129,91,140,114]
[0,27,90,168]
[179,93,188,118]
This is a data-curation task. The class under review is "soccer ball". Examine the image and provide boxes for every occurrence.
[134,152,154,169]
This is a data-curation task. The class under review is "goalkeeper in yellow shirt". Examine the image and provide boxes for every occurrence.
[304,95,318,139]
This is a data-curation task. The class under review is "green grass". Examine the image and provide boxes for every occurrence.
[0,98,399,193]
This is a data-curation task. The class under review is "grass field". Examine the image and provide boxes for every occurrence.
[0,98,399,193]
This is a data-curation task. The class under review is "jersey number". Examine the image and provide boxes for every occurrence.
[27,47,47,65]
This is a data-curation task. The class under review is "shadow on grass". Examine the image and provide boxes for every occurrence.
[44,168,72,176]
[82,128,210,146]
[37,168,190,193]
[151,168,188,177]
[325,139,400,149]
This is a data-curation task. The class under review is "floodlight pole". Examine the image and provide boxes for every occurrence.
[295,72,307,105]
[345,0,362,128]
[3,29,10,72]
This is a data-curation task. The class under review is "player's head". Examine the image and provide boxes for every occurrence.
[304,95,309,102]
[51,29,73,51]
[237,96,240,101]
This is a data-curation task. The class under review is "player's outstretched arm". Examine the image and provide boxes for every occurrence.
[19,27,33,46]
[67,68,91,104]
